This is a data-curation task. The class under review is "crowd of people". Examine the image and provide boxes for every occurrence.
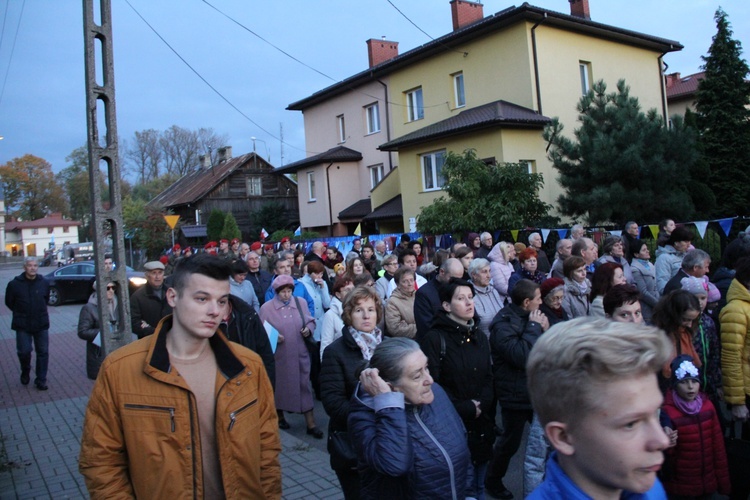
[8,218,750,498]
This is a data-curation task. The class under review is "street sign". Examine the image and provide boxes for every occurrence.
[163,215,180,229]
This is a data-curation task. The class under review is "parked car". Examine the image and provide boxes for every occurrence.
[44,262,146,306]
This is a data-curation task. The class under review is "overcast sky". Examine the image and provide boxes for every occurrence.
[0,0,747,178]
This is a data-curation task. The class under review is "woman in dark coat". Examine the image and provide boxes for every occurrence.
[77,281,119,380]
[538,277,569,327]
[420,279,494,499]
[320,286,384,499]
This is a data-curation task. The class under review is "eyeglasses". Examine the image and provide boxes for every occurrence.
[106,286,116,290]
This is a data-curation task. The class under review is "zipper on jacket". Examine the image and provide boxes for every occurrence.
[123,403,175,432]
[187,394,198,500]
[228,398,258,431]
[413,406,458,500]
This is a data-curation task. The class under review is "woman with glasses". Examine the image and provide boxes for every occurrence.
[375,254,399,302]
[77,281,119,380]
[538,277,569,327]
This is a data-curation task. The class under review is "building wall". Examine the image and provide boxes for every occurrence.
[5,225,80,257]
[297,162,362,232]
[667,97,695,118]
[370,166,401,209]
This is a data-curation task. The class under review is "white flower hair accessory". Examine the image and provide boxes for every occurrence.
[675,360,699,381]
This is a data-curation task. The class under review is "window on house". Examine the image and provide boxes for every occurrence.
[365,103,380,134]
[32,228,39,235]
[307,171,316,201]
[579,61,591,95]
[421,150,446,191]
[337,114,346,143]
[369,164,385,189]
[406,87,424,122]
[521,160,537,174]
[454,72,465,108]
[246,176,262,196]
[47,227,54,234]
[63,226,69,233]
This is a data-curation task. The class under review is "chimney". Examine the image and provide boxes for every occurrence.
[217,146,232,163]
[569,0,590,20]
[664,72,682,89]
[366,38,399,68]
[199,154,211,168]
[450,0,484,31]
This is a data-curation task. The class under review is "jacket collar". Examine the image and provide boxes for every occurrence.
[148,315,245,380]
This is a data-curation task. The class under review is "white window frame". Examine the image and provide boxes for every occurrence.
[421,150,446,191]
[365,103,380,135]
[337,114,346,143]
[307,171,316,202]
[453,72,465,108]
[520,160,536,174]
[369,163,385,189]
[406,87,424,122]
[246,176,262,196]
[579,61,591,95]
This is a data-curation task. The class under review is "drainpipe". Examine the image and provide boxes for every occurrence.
[531,13,548,115]
[325,162,334,234]
[377,79,394,172]
[658,53,670,125]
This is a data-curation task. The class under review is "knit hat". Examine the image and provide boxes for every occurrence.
[540,277,565,299]
[670,355,700,386]
[707,282,720,303]
[272,274,295,291]
[334,263,345,274]
[680,276,708,296]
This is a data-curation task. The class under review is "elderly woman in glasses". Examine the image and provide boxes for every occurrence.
[77,281,120,380]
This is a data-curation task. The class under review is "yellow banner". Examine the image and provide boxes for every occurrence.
[164,215,180,229]
[648,224,659,240]
[510,230,519,242]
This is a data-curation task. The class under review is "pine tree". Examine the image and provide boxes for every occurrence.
[220,212,242,241]
[543,79,700,225]
[206,209,225,242]
[695,8,750,216]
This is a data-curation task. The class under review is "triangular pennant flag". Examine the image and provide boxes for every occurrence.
[541,229,551,243]
[510,230,519,242]
[293,226,301,236]
[610,230,622,237]
[648,225,659,240]
[493,231,502,242]
[557,228,568,240]
[718,218,733,237]
[694,221,708,239]
[436,235,442,247]
[353,223,362,236]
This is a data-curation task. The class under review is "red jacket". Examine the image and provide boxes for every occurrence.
[661,391,730,497]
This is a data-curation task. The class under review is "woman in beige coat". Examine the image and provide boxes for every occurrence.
[385,267,417,338]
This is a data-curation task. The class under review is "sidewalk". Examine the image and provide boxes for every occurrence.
[0,268,342,499]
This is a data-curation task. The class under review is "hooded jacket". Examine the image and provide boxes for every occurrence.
[385,287,417,338]
[487,244,513,301]
[79,316,281,499]
[655,245,685,293]
[719,278,750,405]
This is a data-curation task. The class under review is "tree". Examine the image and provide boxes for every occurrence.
[695,8,750,216]
[416,149,552,234]
[122,198,171,260]
[206,209,226,242]
[220,212,242,241]
[0,155,68,220]
[124,129,162,183]
[543,79,700,226]
[248,201,295,241]
[160,125,229,177]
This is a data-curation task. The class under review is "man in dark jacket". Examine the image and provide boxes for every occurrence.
[663,249,711,295]
[130,260,172,338]
[246,251,273,306]
[223,294,275,389]
[5,257,51,389]
[485,279,549,499]
[414,258,464,341]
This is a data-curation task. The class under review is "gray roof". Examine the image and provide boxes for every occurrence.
[338,198,372,220]
[275,146,363,174]
[287,3,682,111]
[379,100,550,151]
[363,195,402,222]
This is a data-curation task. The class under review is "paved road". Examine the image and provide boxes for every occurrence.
[0,264,525,499]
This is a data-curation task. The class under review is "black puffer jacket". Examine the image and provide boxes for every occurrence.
[223,295,276,389]
[421,311,495,464]
[320,326,366,470]
[489,303,544,410]
[129,284,172,338]
[5,272,50,332]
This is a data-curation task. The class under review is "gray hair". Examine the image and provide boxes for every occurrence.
[571,237,593,258]
[681,249,711,271]
[279,250,295,261]
[602,235,623,255]
[480,232,492,243]
[468,257,490,277]
[528,232,541,244]
[556,238,571,251]
[382,254,398,266]
[368,337,422,384]
[24,256,38,265]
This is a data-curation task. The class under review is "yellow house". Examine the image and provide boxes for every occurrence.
[287,0,682,233]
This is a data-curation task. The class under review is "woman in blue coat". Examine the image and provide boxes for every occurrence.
[348,338,470,499]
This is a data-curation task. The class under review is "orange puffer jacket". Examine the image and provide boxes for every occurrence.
[79,316,281,499]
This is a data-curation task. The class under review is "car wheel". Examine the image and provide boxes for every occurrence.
[48,287,61,306]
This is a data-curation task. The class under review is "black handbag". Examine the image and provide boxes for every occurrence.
[725,420,750,500]
[328,430,357,471]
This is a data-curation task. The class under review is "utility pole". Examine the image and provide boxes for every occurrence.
[83,0,131,354]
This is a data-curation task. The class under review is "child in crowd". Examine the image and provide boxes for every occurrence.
[661,355,730,499]
[526,317,672,499]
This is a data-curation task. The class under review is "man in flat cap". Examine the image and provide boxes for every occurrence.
[130,260,172,338]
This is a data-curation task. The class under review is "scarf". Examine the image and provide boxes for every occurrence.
[671,389,703,415]
[349,326,382,360]
[634,258,651,270]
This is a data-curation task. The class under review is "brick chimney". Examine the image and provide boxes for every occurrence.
[569,0,590,20]
[366,38,399,68]
[664,72,682,89]
[217,146,232,163]
[450,0,484,31]
[199,154,211,168]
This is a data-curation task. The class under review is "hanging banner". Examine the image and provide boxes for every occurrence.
[436,235,442,247]
[353,223,362,236]
[541,229,551,243]
[694,221,708,239]
[610,230,622,238]
[648,225,659,240]
[718,218,733,237]
[556,228,568,240]
[510,230,519,242]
